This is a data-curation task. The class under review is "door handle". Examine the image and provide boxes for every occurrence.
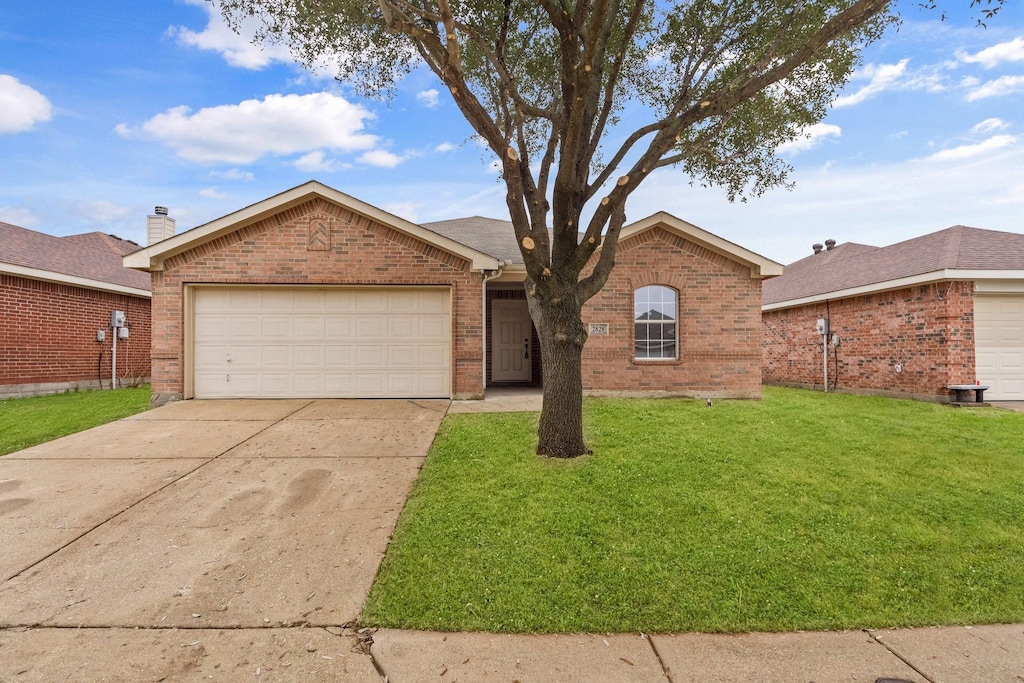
[524,339,529,359]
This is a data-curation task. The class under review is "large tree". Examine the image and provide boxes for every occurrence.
[219,0,994,457]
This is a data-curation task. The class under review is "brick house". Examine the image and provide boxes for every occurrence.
[124,181,781,405]
[1,221,152,398]
[762,227,1024,402]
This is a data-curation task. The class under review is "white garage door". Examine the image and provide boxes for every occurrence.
[193,287,451,398]
[975,294,1024,401]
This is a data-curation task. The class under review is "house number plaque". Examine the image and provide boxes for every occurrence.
[589,323,610,336]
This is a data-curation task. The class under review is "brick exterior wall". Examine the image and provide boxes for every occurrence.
[0,274,151,397]
[149,198,485,403]
[762,281,975,399]
[579,227,764,399]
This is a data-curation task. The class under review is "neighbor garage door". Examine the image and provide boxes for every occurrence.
[193,287,450,398]
[975,293,1024,401]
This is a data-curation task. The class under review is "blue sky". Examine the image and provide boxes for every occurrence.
[1,1,1022,265]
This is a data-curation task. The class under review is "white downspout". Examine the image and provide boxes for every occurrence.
[480,262,506,399]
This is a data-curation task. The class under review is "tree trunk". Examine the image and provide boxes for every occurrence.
[527,281,590,458]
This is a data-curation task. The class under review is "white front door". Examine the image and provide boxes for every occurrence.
[491,299,532,382]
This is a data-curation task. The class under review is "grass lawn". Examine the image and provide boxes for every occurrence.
[0,387,151,456]
[362,387,1024,634]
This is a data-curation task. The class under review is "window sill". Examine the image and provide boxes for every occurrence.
[632,358,682,366]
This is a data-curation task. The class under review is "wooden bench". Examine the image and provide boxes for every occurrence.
[948,384,989,404]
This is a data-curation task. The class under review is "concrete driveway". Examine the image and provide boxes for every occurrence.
[0,398,447,681]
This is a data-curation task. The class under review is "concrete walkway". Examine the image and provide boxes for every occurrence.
[2,396,1023,681]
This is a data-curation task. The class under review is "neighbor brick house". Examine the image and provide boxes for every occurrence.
[1,221,152,398]
[124,181,781,405]
[762,227,1024,401]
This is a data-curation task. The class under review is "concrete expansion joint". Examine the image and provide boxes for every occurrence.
[864,629,936,683]
[643,632,675,683]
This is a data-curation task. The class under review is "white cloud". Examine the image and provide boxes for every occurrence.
[293,150,338,173]
[972,118,1010,134]
[357,149,408,168]
[382,201,418,221]
[117,92,378,164]
[832,60,943,109]
[211,169,254,181]
[0,75,53,134]
[0,205,41,228]
[198,186,227,199]
[168,0,293,70]
[777,123,841,156]
[923,135,1017,162]
[416,89,440,109]
[958,36,1024,69]
[964,75,1024,101]
[70,199,131,222]
[434,142,455,153]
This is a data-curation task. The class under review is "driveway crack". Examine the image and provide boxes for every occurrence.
[644,633,674,683]
[865,630,937,683]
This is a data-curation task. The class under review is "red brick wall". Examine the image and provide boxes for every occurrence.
[761,281,975,398]
[150,198,484,401]
[580,227,764,398]
[0,274,151,394]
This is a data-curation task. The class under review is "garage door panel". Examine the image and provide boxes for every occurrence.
[324,317,353,339]
[194,287,450,398]
[324,346,353,367]
[975,294,1024,400]
[261,346,292,367]
[294,317,323,338]
[230,317,259,338]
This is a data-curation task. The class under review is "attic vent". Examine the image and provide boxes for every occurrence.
[825,239,836,250]
[812,243,824,254]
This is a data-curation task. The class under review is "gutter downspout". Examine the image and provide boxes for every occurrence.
[480,261,506,399]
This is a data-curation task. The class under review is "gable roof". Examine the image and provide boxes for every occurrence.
[0,221,151,296]
[763,225,1024,310]
[124,181,502,272]
[422,216,525,265]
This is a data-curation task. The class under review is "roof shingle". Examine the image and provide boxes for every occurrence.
[0,221,150,291]
[763,225,1024,306]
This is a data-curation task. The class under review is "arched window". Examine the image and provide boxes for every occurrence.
[634,285,678,360]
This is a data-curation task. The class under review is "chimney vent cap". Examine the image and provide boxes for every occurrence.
[154,206,168,216]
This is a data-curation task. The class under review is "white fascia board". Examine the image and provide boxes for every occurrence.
[124,181,501,272]
[618,212,784,279]
[1,262,151,298]
[761,269,1024,311]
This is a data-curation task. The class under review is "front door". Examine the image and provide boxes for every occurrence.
[491,299,532,382]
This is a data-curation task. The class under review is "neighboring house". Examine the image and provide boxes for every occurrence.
[762,227,1024,402]
[124,181,781,405]
[0,221,152,398]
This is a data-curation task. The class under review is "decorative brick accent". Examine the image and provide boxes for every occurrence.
[150,199,484,399]
[762,281,975,399]
[0,274,151,395]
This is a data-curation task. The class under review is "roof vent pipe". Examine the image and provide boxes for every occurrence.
[825,239,836,250]
[812,243,823,254]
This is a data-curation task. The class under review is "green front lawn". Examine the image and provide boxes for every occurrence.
[362,387,1024,633]
[0,387,151,456]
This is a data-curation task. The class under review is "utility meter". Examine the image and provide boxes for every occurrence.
[110,310,126,328]
[815,318,829,335]
[117,327,130,340]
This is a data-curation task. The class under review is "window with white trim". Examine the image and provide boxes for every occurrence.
[634,285,678,360]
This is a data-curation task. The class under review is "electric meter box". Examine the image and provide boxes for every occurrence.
[117,327,130,340]
[815,318,829,335]
[111,310,126,328]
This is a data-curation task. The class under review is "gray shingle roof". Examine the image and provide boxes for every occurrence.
[763,225,1024,306]
[420,216,523,264]
[0,221,150,291]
